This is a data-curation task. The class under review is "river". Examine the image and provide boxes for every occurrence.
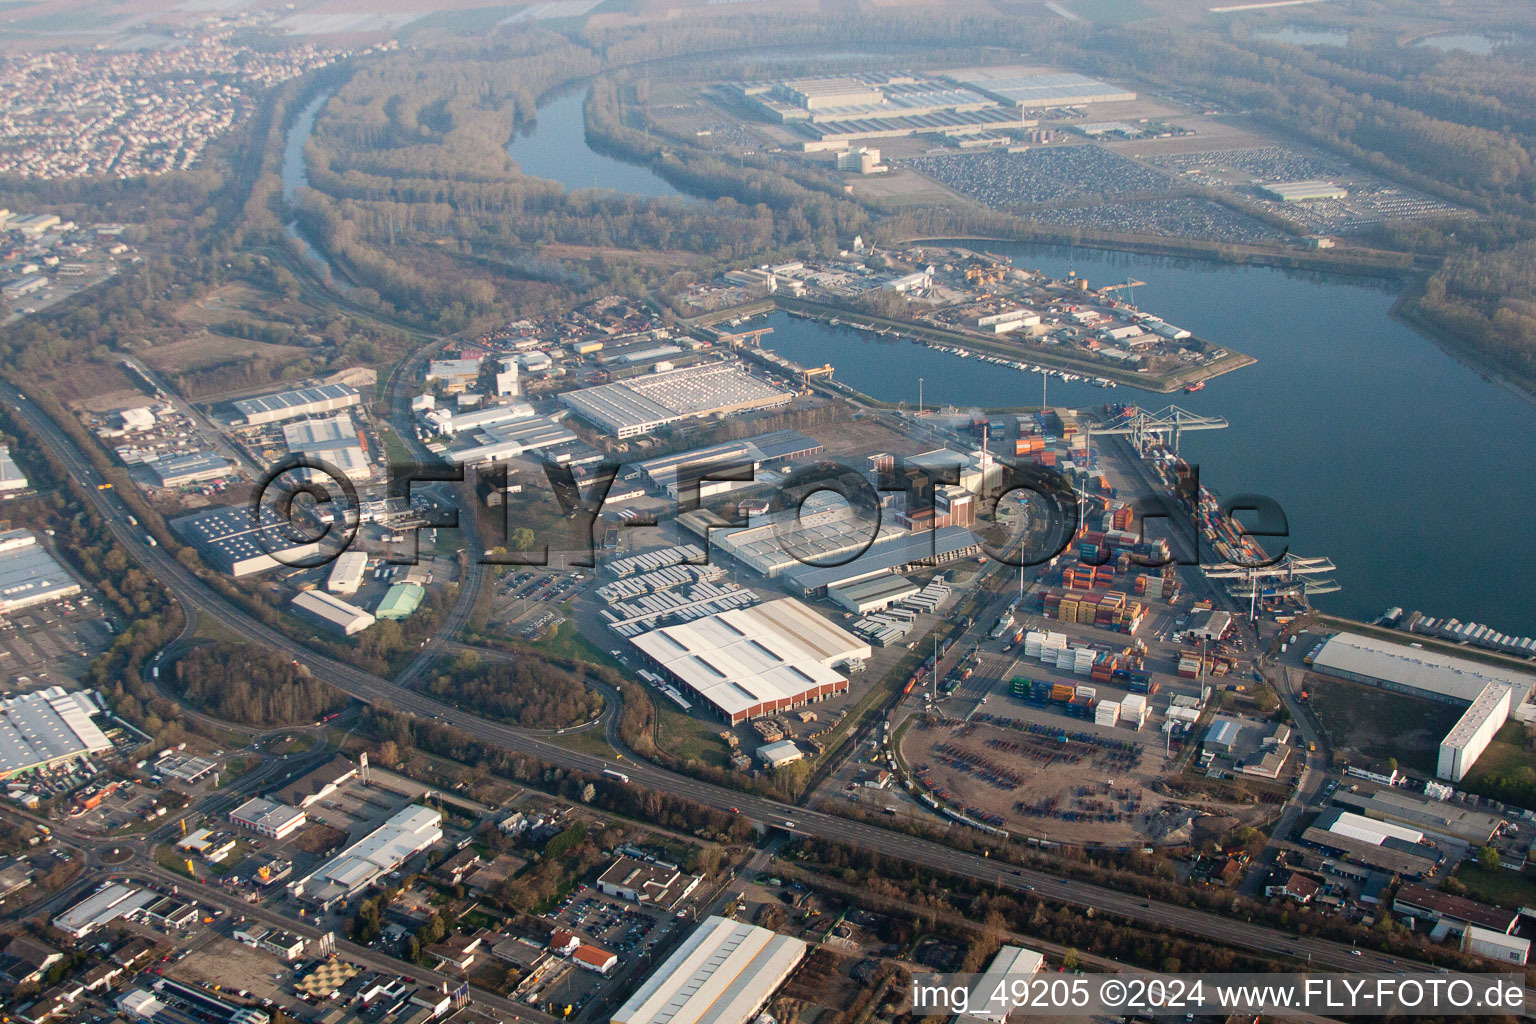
[757,245,1536,631]
[279,89,346,283]
[506,89,682,198]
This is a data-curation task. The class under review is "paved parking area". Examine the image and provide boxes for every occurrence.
[0,600,116,685]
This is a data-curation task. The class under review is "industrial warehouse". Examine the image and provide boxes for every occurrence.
[0,527,82,613]
[631,429,824,500]
[629,598,870,724]
[289,804,442,907]
[282,412,372,483]
[558,363,792,438]
[1302,807,1448,878]
[0,444,28,493]
[942,67,1138,107]
[0,687,113,779]
[291,588,375,636]
[610,915,807,1024]
[728,72,1032,151]
[232,382,360,426]
[1309,632,1536,782]
[173,504,321,577]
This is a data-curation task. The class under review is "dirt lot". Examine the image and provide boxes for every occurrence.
[175,937,296,1005]
[1307,673,1464,775]
[288,821,347,856]
[139,333,318,378]
[899,712,1262,846]
[47,360,147,411]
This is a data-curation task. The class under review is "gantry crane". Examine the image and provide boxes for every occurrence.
[1086,404,1229,456]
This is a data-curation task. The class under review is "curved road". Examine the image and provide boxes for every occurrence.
[0,377,1436,980]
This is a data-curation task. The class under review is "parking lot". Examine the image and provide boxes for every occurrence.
[528,887,676,1016]
[490,569,585,638]
[0,599,117,685]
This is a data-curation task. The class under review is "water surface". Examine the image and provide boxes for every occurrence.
[757,242,1536,630]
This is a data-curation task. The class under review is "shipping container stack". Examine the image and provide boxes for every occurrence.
[1095,699,1121,728]
[1041,588,1147,634]
[1121,693,1148,730]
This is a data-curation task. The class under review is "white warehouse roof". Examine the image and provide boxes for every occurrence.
[631,599,869,721]
[962,945,1045,1023]
[1329,810,1424,847]
[612,915,807,1024]
[0,686,112,778]
[1313,633,1536,705]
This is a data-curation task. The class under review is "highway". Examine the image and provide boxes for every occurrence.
[0,376,1433,980]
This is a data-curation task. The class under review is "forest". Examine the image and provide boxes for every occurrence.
[172,642,348,726]
[423,650,602,730]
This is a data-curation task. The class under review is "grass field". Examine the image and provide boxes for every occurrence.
[527,611,622,669]
[1307,676,1464,775]
[1452,861,1536,909]
[654,699,730,770]
[1463,723,1534,784]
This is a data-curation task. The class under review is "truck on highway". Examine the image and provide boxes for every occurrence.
[144,535,157,547]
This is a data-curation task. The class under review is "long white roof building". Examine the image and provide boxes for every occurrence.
[611,915,806,1024]
[630,599,870,724]
[0,686,112,779]
[289,805,441,906]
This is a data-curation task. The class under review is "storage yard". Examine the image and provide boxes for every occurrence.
[896,710,1264,846]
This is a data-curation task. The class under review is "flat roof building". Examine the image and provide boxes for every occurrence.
[778,526,982,596]
[0,686,112,780]
[0,445,29,493]
[289,805,442,907]
[1394,882,1518,934]
[630,598,869,725]
[611,915,806,1024]
[1262,180,1349,202]
[596,856,702,910]
[272,754,356,808]
[283,412,371,483]
[54,883,157,939]
[173,505,320,577]
[234,383,359,426]
[448,415,576,465]
[426,357,483,392]
[1465,925,1529,966]
[829,575,920,614]
[327,550,367,595]
[1302,807,1445,878]
[229,797,307,840]
[1329,787,1506,846]
[441,402,536,437]
[633,430,823,500]
[945,68,1137,106]
[0,528,82,613]
[291,589,375,637]
[148,451,231,488]
[559,363,792,439]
